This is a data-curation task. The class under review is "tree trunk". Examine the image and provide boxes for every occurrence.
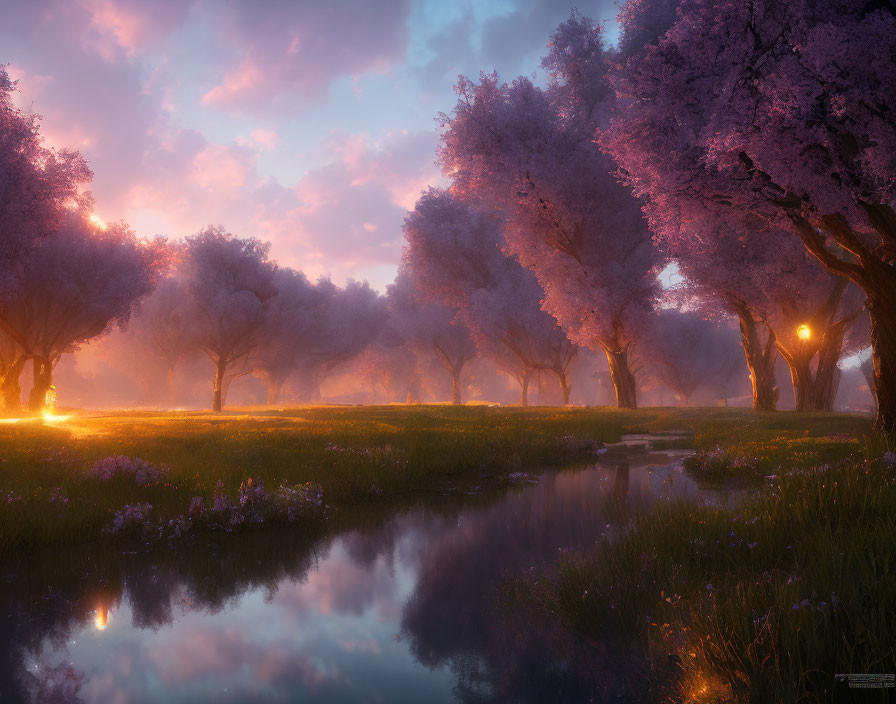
[779,317,849,413]
[519,370,532,407]
[861,355,877,415]
[736,306,778,411]
[451,370,462,405]
[1,356,26,412]
[867,297,896,433]
[604,348,637,409]
[28,357,53,411]
[783,355,813,412]
[557,370,571,406]
[782,206,896,431]
[212,361,227,412]
[812,321,846,412]
[266,378,283,405]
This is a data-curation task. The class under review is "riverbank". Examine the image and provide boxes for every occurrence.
[0,406,873,557]
[511,413,894,702]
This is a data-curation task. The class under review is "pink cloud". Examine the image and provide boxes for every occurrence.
[191,144,254,192]
[250,128,279,151]
[201,0,412,110]
[78,0,193,55]
[1,0,441,290]
[148,628,342,691]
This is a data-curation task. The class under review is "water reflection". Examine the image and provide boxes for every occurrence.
[2,439,725,703]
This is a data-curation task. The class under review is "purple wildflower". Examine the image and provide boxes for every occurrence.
[188,496,206,519]
[88,456,166,485]
[48,487,68,505]
[111,502,153,535]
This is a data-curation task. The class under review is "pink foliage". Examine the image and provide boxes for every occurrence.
[402,188,577,402]
[0,67,92,297]
[3,209,167,364]
[438,13,659,358]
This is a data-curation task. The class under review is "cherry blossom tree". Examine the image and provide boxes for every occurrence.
[128,272,194,406]
[437,14,659,408]
[0,210,167,409]
[402,188,578,406]
[1,66,92,406]
[291,279,387,402]
[252,267,323,404]
[357,328,420,404]
[0,67,91,298]
[644,310,749,406]
[643,195,865,411]
[181,226,277,412]
[387,269,476,404]
[606,0,896,429]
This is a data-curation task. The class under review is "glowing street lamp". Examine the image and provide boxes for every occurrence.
[796,324,811,341]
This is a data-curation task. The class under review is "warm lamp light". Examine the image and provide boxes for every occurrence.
[797,324,811,341]
[95,606,109,631]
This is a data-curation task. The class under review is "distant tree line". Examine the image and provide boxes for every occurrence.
[1,0,891,427]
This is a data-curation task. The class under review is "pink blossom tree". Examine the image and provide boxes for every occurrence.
[605,0,896,429]
[357,328,420,404]
[0,210,167,409]
[437,14,659,408]
[640,190,866,411]
[252,267,324,404]
[387,269,476,405]
[1,67,92,406]
[644,310,752,406]
[291,279,387,402]
[402,188,578,406]
[181,226,277,412]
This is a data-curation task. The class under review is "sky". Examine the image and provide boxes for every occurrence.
[2,0,621,291]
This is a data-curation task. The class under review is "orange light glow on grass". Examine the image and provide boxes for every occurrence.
[42,409,72,423]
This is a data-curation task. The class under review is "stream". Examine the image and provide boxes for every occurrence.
[1,435,737,703]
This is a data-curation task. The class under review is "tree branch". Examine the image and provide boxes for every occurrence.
[784,210,866,285]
